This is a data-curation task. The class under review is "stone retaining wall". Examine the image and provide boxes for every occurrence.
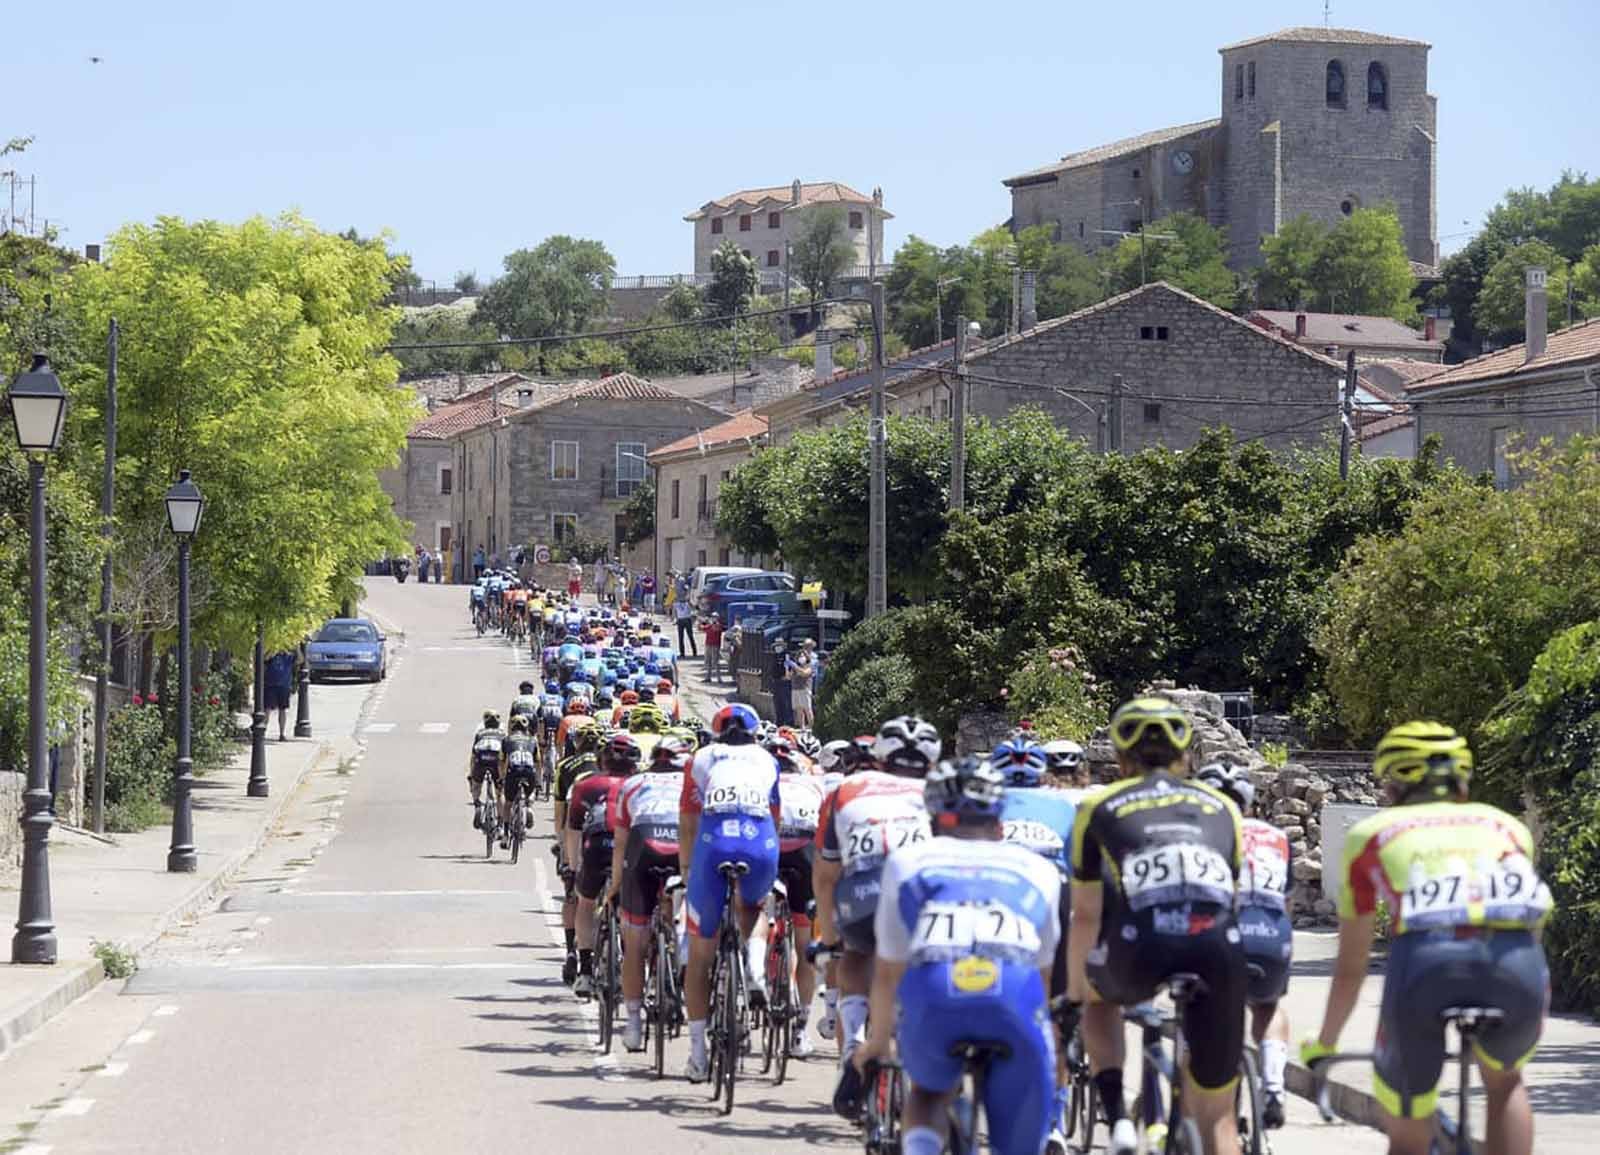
[0,771,23,880]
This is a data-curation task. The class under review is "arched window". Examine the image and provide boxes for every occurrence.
[1235,63,1244,100]
[1367,62,1388,109]
[1326,60,1347,108]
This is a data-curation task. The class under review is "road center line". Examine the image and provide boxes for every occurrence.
[96,1062,129,1078]
[125,1030,154,1046]
[281,889,518,897]
[52,1098,94,1117]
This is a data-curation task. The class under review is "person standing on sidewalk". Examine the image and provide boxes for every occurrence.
[594,556,607,602]
[417,545,432,584]
[433,548,445,583]
[473,545,486,580]
[786,639,816,729]
[264,649,298,741]
[567,556,583,599]
[768,640,794,727]
[674,595,699,658]
[702,614,724,683]
[641,570,656,613]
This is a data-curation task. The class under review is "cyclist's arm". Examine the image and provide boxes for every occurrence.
[677,763,702,878]
[1314,910,1376,1049]
[564,793,585,874]
[812,856,841,945]
[1066,881,1101,1005]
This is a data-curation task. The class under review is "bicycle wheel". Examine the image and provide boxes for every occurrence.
[509,788,526,864]
[771,931,792,1086]
[483,784,497,858]
[708,951,728,1101]
[1236,1048,1265,1155]
[721,929,741,1115]
[653,924,671,1078]
[597,913,615,1054]
[1171,1117,1204,1155]
[1069,1074,1097,1152]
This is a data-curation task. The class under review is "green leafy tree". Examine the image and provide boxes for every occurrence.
[476,235,615,339]
[453,270,480,294]
[391,301,501,376]
[1309,207,1418,320]
[1107,212,1238,308]
[790,206,856,323]
[706,241,758,320]
[885,235,946,348]
[1476,239,1573,340]
[1256,215,1329,309]
[619,477,656,546]
[660,283,702,322]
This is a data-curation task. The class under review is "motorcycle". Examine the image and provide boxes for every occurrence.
[394,556,411,583]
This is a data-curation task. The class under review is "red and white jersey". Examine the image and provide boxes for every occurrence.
[680,742,780,820]
[613,771,683,833]
[1240,817,1292,912]
[777,774,827,852]
[817,770,930,876]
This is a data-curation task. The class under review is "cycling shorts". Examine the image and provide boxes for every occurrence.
[1049,873,1071,1001]
[621,835,679,929]
[468,758,501,785]
[1085,906,1246,1091]
[576,834,614,902]
[776,845,815,931]
[685,813,778,939]
[1237,906,1293,1005]
[504,763,538,800]
[1374,929,1547,1120]
[897,961,1056,1155]
[835,865,882,954]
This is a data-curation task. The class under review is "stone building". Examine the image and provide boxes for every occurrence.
[1407,269,1600,482]
[1004,27,1437,270]
[684,180,889,277]
[647,409,770,575]
[1248,309,1443,363]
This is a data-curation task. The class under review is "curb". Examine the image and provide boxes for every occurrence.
[0,959,103,1059]
[1285,1057,1383,1130]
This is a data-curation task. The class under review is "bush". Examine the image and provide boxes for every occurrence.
[1004,646,1105,741]
[814,654,918,742]
[104,695,172,819]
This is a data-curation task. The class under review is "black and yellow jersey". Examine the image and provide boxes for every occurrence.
[1070,770,1242,915]
[555,751,599,804]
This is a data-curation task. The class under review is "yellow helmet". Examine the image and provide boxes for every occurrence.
[1373,721,1472,786]
[1109,697,1193,753]
[628,703,668,735]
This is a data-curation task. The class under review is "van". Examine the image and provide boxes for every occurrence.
[688,565,761,606]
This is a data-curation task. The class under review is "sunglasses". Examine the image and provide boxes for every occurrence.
[1111,714,1191,752]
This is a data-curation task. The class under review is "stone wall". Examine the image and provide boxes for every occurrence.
[1250,762,1380,924]
[0,771,23,880]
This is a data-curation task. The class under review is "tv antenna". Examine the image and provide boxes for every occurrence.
[1324,0,1332,26]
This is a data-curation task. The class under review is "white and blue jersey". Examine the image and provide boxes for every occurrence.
[876,837,1062,1155]
[999,787,1077,876]
[681,742,780,938]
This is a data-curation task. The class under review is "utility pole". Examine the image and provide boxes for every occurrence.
[92,319,117,833]
[1109,374,1124,453]
[867,282,888,619]
[1339,350,1357,479]
[1009,266,1021,335]
[950,314,970,512]
[782,241,792,344]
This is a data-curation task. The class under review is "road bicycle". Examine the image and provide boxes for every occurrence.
[533,755,554,804]
[594,874,622,1054]
[758,879,798,1086]
[1310,1003,1505,1155]
[1123,973,1210,1155]
[1235,1040,1270,1155]
[481,776,501,859]
[1055,1012,1097,1154]
[649,875,688,1079]
[707,861,751,1115]
[861,1056,905,1155]
[945,1040,1008,1155]
[504,777,531,865]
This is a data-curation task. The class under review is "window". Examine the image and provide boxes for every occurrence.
[719,547,731,566]
[1131,167,1141,180]
[615,441,646,497]
[1138,325,1171,341]
[550,439,579,480]
[1235,63,1244,100]
[670,478,680,519]
[697,474,708,505]
[1157,325,1169,340]
[696,549,707,568]
[1078,221,1085,238]
[1367,62,1388,109]
[1247,61,1256,97]
[720,469,730,483]
[711,217,723,235]
[768,211,781,229]
[739,213,751,232]
[1143,403,1162,424]
[848,210,864,229]
[940,397,951,419]
[438,463,452,495]
[1326,60,1346,108]
[1340,198,1356,217]
[551,512,578,543]
[767,249,781,267]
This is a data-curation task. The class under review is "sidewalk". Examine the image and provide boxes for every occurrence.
[0,713,362,1058]
[1282,929,1595,1152]
[674,647,737,724]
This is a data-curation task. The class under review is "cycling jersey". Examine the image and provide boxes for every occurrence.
[778,775,826,852]
[614,770,683,929]
[877,837,1061,1155]
[502,735,539,795]
[1338,801,1551,936]
[468,727,505,782]
[568,769,624,902]
[554,751,598,804]
[554,712,596,756]
[508,694,540,720]
[1238,817,1293,1003]
[682,742,781,938]
[998,786,1077,874]
[818,771,930,951]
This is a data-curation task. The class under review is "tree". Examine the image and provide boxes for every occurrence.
[619,477,656,546]
[453,270,480,294]
[1026,230,1103,322]
[790,206,856,323]
[1476,239,1573,340]
[476,235,615,339]
[339,227,421,294]
[1107,212,1239,308]
[1309,207,1418,320]
[660,283,702,322]
[706,241,758,320]
[391,300,501,376]
[1256,215,1329,309]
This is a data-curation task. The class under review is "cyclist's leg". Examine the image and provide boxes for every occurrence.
[782,848,818,1013]
[1175,926,1247,1155]
[574,837,610,989]
[895,966,974,1155]
[734,842,779,995]
[683,826,743,1067]
[979,969,1058,1155]
[467,765,486,825]
[833,866,884,1062]
[1472,932,1547,1155]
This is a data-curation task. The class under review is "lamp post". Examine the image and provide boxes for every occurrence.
[9,353,68,964]
[247,623,269,797]
[293,654,311,738]
[163,470,204,873]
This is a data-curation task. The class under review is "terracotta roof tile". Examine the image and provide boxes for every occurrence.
[1219,27,1429,52]
[1357,413,1415,442]
[686,181,887,221]
[649,410,769,461]
[1005,120,1220,185]
[1407,317,1600,392]
[1250,310,1442,353]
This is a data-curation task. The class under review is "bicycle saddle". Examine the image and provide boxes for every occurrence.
[948,1041,1012,1063]
[1439,1006,1505,1029]
[717,861,752,877]
[1163,972,1208,1003]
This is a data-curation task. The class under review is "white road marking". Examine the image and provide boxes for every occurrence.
[154,1003,181,1016]
[15,1144,53,1154]
[53,1098,94,1117]
[97,1062,129,1078]
[253,916,272,927]
[125,1029,154,1045]
[230,963,527,972]
[364,722,396,733]
[419,722,451,734]
[235,930,259,940]
[285,889,517,897]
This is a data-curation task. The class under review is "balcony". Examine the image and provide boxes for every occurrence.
[696,497,717,528]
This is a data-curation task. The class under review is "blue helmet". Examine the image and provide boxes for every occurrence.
[711,703,761,740]
[924,757,1006,824]
[600,669,617,687]
[990,736,1048,788]
[544,679,560,694]
[644,660,660,676]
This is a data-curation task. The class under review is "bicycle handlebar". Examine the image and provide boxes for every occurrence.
[1306,1052,1374,1123]
[807,940,842,964]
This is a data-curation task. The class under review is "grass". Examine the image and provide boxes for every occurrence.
[335,755,358,777]
[1259,741,1290,768]
[104,795,169,833]
[91,938,138,979]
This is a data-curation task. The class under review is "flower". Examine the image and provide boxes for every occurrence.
[208,696,220,706]
[131,693,144,706]
[146,693,160,704]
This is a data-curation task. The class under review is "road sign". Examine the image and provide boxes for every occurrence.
[534,545,551,564]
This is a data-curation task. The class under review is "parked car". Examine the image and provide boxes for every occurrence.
[306,618,387,683]
[698,571,798,619]
[687,565,761,608]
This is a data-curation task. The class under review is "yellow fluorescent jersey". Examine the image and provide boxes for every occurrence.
[1339,801,1552,935]
[1070,771,1243,911]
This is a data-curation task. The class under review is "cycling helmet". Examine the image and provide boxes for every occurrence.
[481,709,501,728]
[794,730,822,760]
[1109,697,1192,754]
[873,715,941,777]
[657,678,674,693]
[628,704,667,735]
[619,690,639,706]
[644,660,660,676]
[572,724,603,754]
[842,735,878,773]
[818,740,851,773]
[508,715,530,735]
[566,698,590,715]
[1042,739,1085,778]
[925,757,1006,825]
[594,688,614,708]
[1195,761,1256,812]
[990,736,1048,788]
[712,703,761,741]
[765,735,800,774]
[637,684,656,702]
[652,734,695,771]
[601,732,642,774]
[1373,721,1472,788]
[519,680,535,695]
[601,669,618,687]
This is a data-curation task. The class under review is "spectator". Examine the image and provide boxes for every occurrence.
[641,570,656,613]
[264,649,298,741]
[702,613,724,683]
[567,556,583,599]
[786,638,817,729]
[593,556,607,600]
[433,549,444,583]
[472,545,486,580]
[768,640,794,727]
[674,595,699,658]
[663,572,677,611]
[417,545,431,584]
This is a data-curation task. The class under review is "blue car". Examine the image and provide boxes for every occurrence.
[307,618,387,683]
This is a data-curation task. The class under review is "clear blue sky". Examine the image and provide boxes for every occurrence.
[9,0,1597,285]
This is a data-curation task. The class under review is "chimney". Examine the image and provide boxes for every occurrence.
[1424,315,1436,342]
[814,333,833,382]
[84,243,101,263]
[1294,312,1307,339]
[516,387,534,409]
[792,178,803,205]
[1019,270,1037,332]
[1524,266,1548,363]
[1323,345,1339,360]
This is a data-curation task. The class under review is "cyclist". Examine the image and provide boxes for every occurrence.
[607,732,694,1052]
[509,680,541,727]
[653,677,682,724]
[612,689,640,728]
[1042,738,1091,802]
[759,733,826,1056]
[554,724,604,986]
[678,702,781,1083]
[1302,722,1551,1155]
[467,710,506,832]
[568,732,636,998]
[1068,697,1246,1155]
[854,756,1061,1155]
[1195,760,1291,1130]
[814,714,939,1118]
[500,715,540,841]
[554,696,594,759]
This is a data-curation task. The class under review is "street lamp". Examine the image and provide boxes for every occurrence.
[163,469,204,873]
[9,353,67,964]
[935,275,962,344]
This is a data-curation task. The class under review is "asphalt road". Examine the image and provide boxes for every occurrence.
[0,579,1387,1154]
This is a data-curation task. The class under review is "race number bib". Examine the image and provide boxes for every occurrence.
[1003,819,1065,855]
[1121,843,1234,910]
[1399,853,1552,932]
[909,900,1042,957]
[1241,843,1289,906]
[508,748,535,769]
[843,815,928,870]
[782,796,821,834]
[704,781,770,815]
